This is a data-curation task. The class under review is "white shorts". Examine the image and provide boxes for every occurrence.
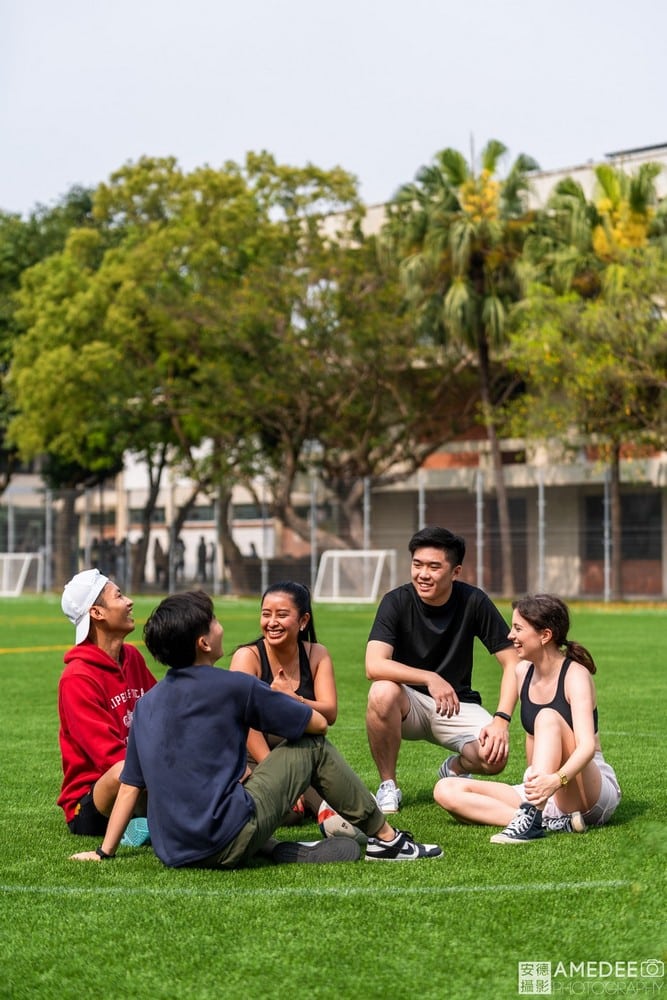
[514,751,621,827]
[400,685,493,753]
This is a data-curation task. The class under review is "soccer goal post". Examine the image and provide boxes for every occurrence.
[0,552,45,597]
[313,549,397,603]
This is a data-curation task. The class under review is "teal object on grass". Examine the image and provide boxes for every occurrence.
[120,817,151,847]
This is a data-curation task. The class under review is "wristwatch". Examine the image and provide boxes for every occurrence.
[558,771,568,787]
[95,845,116,860]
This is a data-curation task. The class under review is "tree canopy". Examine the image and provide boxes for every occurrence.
[385,139,540,594]
[508,162,667,597]
[6,154,473,585]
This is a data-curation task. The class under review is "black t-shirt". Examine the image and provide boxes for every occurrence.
[368,581,512,703]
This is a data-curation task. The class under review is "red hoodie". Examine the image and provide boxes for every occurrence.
[57,639,157,822]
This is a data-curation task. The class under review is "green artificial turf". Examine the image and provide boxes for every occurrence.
[0,595,665,999]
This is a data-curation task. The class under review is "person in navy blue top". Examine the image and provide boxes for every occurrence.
[434,593,621,842]
[70,591,443,866]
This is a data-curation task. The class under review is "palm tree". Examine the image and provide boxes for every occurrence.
[524,160,665,294]
[519,160,666,599]
[388,139,539,595]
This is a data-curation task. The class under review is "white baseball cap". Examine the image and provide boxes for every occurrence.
[61,568,110,644]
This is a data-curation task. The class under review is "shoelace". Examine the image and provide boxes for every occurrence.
[507,808,534,835]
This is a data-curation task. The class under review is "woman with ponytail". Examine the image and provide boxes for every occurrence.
[434,594,621,842]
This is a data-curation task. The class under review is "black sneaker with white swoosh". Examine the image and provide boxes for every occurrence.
[365,829,443,861]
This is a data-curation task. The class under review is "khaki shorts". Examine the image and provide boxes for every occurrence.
[514,751,621,826]
[400,685,493,753]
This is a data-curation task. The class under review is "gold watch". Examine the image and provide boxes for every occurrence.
[558,771,568,787]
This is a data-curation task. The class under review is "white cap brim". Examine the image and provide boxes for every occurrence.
[61,568,110,644]
[74,612,92,645]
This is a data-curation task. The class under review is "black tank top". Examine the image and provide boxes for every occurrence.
[254,637,316,701]
[520,657,598,736]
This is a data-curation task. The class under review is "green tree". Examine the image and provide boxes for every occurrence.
[0,187,96,492]
[7,153,488,591]
[388,140,539,594]
[218,157,476,552]
[9,158,260,586]
[514,162,666,598]
[305,235,479,547]
[8,228,149,582]
[7,156,368,588]
[522,161,666,298]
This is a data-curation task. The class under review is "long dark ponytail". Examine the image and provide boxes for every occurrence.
[513,594,597,674]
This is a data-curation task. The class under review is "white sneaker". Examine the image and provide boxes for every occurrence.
[438,755,472,780]
[375,780,402,814]
[365,829,442,862]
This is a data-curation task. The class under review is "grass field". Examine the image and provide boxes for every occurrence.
[0,594,665,1000]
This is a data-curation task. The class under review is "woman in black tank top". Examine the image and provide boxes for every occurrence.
[435,594,620,841]
[520,658,598,736]
[229,581,339,825]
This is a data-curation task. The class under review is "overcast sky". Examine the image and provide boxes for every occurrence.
[2,0,665,217]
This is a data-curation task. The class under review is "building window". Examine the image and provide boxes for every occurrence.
[129,507,166,525]
[583,493,661,560]
[233,503,263,520]
[89,510,116,528]
[185,505,215,522]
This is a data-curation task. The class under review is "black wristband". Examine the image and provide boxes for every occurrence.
[493,711,512,723]
[95,846,115,860]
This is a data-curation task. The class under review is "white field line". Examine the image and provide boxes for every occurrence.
[0,878,634,901]
[351,734,659,742]
[602,731,663,738]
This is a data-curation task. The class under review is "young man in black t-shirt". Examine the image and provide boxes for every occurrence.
[366,526,518,813]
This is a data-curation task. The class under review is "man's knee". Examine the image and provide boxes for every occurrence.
[367,679,402,712]
[480,758,506,776]
[462,738,508,776]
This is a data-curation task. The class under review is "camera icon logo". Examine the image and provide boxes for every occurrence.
[640,959,664,978]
